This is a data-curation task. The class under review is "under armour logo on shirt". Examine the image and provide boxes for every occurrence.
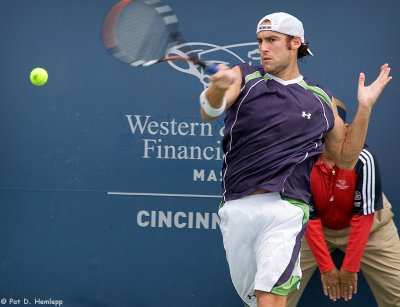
[302,111,311,119]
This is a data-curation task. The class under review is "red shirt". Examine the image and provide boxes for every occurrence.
[305,148,383,273]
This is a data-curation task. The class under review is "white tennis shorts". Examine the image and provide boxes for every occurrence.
[218,192,307,307]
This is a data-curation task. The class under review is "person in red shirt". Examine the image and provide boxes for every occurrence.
[287,103,400,306]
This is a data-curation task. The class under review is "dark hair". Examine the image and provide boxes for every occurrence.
[286,36,311,60]
[298,42,311,60]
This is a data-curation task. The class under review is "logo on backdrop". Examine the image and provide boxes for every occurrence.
[166,42,259,88]
[119,41,259,185]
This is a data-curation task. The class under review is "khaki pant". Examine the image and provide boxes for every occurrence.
[287,195,400,307]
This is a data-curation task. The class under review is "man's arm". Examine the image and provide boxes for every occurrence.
[200,65,242,121]
[325,64,392,169]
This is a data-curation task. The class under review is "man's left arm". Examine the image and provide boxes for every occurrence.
[325,64,392,169]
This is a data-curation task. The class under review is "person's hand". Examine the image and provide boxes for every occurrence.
[321,267,341,301]
[339,269,358,301]
[357,63,392,110]
[209,64,236,92]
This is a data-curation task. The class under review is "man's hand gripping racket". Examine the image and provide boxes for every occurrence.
[102,0,218,75]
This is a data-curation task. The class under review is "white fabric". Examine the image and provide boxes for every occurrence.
[218,192,303,306]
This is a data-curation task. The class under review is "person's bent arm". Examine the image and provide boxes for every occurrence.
[325,64,392,169]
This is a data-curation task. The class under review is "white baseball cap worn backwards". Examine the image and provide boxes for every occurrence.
[256,12,313,56]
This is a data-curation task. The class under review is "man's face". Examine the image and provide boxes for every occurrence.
[257,21,299,77]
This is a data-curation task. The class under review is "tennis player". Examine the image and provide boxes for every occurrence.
[198,12,392,307]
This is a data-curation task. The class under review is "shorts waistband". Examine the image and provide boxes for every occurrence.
[226,191,282,203]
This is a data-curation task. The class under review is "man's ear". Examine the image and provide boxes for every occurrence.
[293,36,302,49]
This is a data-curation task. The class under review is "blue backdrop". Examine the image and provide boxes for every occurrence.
[1,1,399,306]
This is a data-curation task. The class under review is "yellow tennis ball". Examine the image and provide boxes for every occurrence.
[30,67,48,86]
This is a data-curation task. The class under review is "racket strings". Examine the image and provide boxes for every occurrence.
[103,0,215,72]
[108,0,180,66]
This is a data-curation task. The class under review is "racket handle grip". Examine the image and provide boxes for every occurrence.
[205,63,218,75]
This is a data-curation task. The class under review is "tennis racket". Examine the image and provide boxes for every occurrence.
[102,0,218,74]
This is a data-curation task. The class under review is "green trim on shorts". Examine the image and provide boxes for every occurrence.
[268,195,309,296]
[270,275,301,296]
[281,194,309,225]
[270,257,302,296]
[218,201,225,209]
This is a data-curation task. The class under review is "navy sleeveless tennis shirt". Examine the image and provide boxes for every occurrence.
[221,63,335,203]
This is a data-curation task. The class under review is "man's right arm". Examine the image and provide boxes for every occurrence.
[200,64,242,121]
